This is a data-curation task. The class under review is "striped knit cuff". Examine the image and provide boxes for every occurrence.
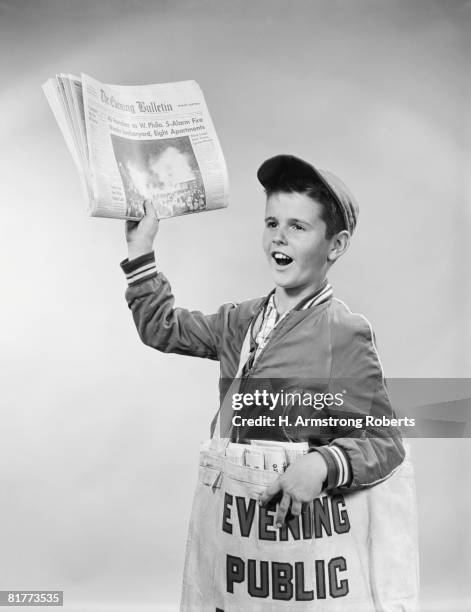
[309,445,352,490]
[120,252,157,286]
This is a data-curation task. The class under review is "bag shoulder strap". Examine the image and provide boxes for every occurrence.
[210,320,254,448]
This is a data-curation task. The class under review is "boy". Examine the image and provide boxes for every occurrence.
[120,154,405,529]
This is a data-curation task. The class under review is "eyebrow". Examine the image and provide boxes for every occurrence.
[264,216,312,227]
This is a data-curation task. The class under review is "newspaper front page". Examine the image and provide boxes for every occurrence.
[82,74,229,220]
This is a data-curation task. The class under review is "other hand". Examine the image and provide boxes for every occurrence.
[258,452,328,527]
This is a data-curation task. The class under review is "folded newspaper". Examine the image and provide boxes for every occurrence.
[43,73,229,220]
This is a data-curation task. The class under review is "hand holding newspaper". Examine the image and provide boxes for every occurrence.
[43,74,229,220]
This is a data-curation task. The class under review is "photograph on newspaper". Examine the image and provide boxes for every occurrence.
[111,134,206,219]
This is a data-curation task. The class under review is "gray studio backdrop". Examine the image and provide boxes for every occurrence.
[1,1,470,610]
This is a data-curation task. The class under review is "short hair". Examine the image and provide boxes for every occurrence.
[265,175,346,240]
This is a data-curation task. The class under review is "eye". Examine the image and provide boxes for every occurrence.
[292,223,305,231]
[266,220,277,228]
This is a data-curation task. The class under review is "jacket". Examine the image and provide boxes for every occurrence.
[121,252,405,491]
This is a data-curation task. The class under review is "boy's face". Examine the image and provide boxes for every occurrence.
[263,191,333,291]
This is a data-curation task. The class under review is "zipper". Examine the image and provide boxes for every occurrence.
[239,310,294,392]
[234,312,294,443]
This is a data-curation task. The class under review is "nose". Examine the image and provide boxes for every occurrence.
[272,225,287,245]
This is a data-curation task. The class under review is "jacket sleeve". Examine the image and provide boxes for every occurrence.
[121,252,235,360]
[327,314,405,490]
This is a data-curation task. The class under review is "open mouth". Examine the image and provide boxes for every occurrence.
[272,252,293,267]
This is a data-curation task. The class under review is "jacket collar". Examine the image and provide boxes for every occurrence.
[263,278,332,314]
[251,279,333,341]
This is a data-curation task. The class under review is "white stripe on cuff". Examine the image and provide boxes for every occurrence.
[329,445,350,487]
[126,265,157,284]
[126,262,156,279]
[324,446,343,487]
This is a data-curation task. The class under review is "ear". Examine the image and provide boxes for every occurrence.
[327,230,350,263]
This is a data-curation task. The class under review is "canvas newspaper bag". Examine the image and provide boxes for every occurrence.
[180,325,419,612]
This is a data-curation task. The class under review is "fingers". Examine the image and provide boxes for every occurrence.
[125,219,138,231]
[275,492,291,528]
[259,479,306,527]
[143,199,159,219]
[258,479,282,507]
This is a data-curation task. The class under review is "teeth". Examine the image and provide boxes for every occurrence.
[272,252,293,267]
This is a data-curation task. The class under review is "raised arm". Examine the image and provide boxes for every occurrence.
[121,202,233,359]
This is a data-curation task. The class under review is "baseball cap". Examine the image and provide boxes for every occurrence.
[257,154,359,234]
